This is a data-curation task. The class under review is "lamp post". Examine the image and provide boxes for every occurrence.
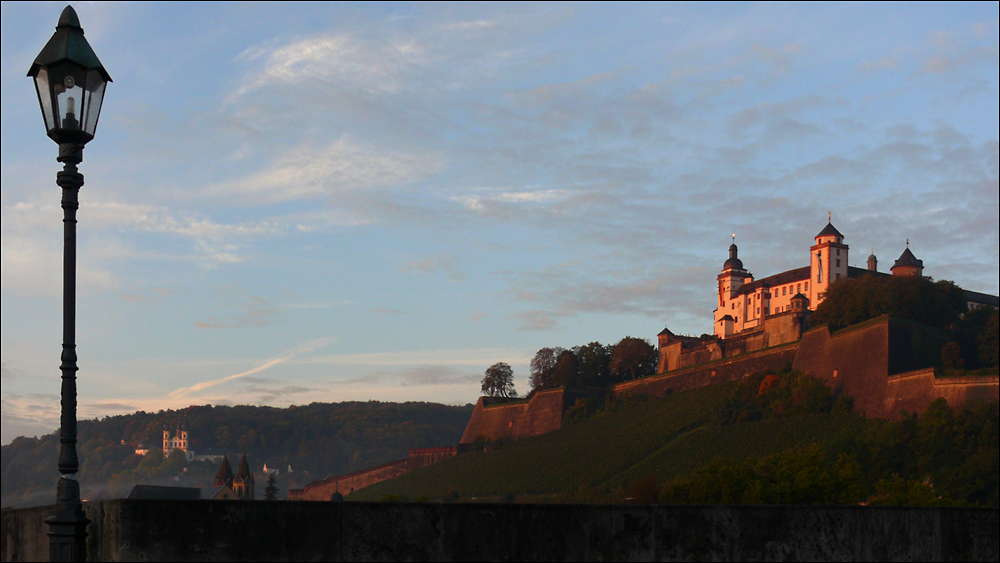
[27,6,111,562]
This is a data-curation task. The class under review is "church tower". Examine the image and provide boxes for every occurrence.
[809,218,848,309]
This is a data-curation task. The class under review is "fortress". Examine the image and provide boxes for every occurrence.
[462,219,998,448]
[290,219,998,499]
[660,219,997,373]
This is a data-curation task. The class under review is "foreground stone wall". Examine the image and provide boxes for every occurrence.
[3,501,996,562]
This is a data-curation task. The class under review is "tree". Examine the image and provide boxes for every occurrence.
[264,473,279,501]
[980,311,999,368]
[551,350,579,388]
[482,362,518,399]
[529,347,564,391]
[810,275,966,330]
[609,337,657,382]
[576,342,611,387]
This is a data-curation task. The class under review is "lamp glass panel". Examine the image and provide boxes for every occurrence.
[81,70,106,136]
[33,68,56,132]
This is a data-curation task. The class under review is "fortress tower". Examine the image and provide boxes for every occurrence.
[809,219,849,308]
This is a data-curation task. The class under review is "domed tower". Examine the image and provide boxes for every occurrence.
[891,241,923,277]
[867,250,878,272]
[809,216,848,308]
[714,237,753,339]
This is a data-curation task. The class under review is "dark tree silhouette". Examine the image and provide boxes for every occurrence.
[264,472,279,501]
[809,275,966,330]
[609,337,657,382]
[529,347,564,391]
[482,362,518,399]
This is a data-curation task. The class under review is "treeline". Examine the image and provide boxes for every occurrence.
[810,275,999,372]
[524,337,658,394]
[1,401,472,509]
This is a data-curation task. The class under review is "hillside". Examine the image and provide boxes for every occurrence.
[351,376,998,506]
[1,401,473,509]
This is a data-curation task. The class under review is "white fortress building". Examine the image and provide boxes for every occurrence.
[712,218,995,340]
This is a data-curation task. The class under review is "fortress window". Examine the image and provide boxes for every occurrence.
[836,259,841,268]
[837,249,840,256]
[783,287,787,296]
[804,282,809,292]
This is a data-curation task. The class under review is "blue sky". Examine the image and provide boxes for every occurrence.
[2,2,998,445]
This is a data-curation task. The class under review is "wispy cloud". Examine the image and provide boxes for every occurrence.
[163,337,338,401]
[195,295,282,329]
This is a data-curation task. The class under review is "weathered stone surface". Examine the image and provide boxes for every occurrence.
[3,501,997,562]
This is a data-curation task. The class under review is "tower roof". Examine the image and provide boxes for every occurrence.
[723,243,744,271]
[815,222,843,239]
[236,452,254,484]
[214,454,234,487]
[892,246,922,269]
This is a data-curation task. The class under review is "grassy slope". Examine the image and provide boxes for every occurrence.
[351,383,872,501]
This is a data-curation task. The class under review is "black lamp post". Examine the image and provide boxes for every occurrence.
[26,6,111,562]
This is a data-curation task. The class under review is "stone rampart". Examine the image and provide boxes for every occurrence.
[617,344,799,398]
[659,311,807,373]
[288,447,458,501]
[3,501,996,562]
[459,389,586,445]
[790,316,984,418]
[885,369,1000,417]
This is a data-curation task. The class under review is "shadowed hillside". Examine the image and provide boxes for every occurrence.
[352,373,998,506]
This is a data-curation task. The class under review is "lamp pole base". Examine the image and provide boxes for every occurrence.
[46,477,89,562]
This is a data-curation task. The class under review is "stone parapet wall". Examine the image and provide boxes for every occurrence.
[3,501,997,562]
[288,447,458,501]
[885,369,999,417]
[619,345,799,398]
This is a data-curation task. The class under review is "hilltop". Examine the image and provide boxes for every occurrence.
[1,401,472,509]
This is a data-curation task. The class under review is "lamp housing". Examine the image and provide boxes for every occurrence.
[27,6,112,145]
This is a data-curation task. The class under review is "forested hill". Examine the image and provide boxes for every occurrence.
[1,401,473,509]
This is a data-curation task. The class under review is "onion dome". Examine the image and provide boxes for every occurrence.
[723,243,744,271]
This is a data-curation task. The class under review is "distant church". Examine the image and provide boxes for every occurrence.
[162,423,194,461]
[712,217,995,340]
[214,453,256,500]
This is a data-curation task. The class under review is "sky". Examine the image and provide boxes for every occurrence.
[2,2,998,445]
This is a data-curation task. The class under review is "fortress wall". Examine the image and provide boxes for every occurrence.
[793,320,891,418]
[885,369,1000,417]
[289,447,459,501]
[615,345,799,398]
[4,500,996,562]
[792,317,974,419]
[459,389,579,445]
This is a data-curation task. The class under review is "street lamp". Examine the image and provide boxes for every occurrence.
[26,6,111,562]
